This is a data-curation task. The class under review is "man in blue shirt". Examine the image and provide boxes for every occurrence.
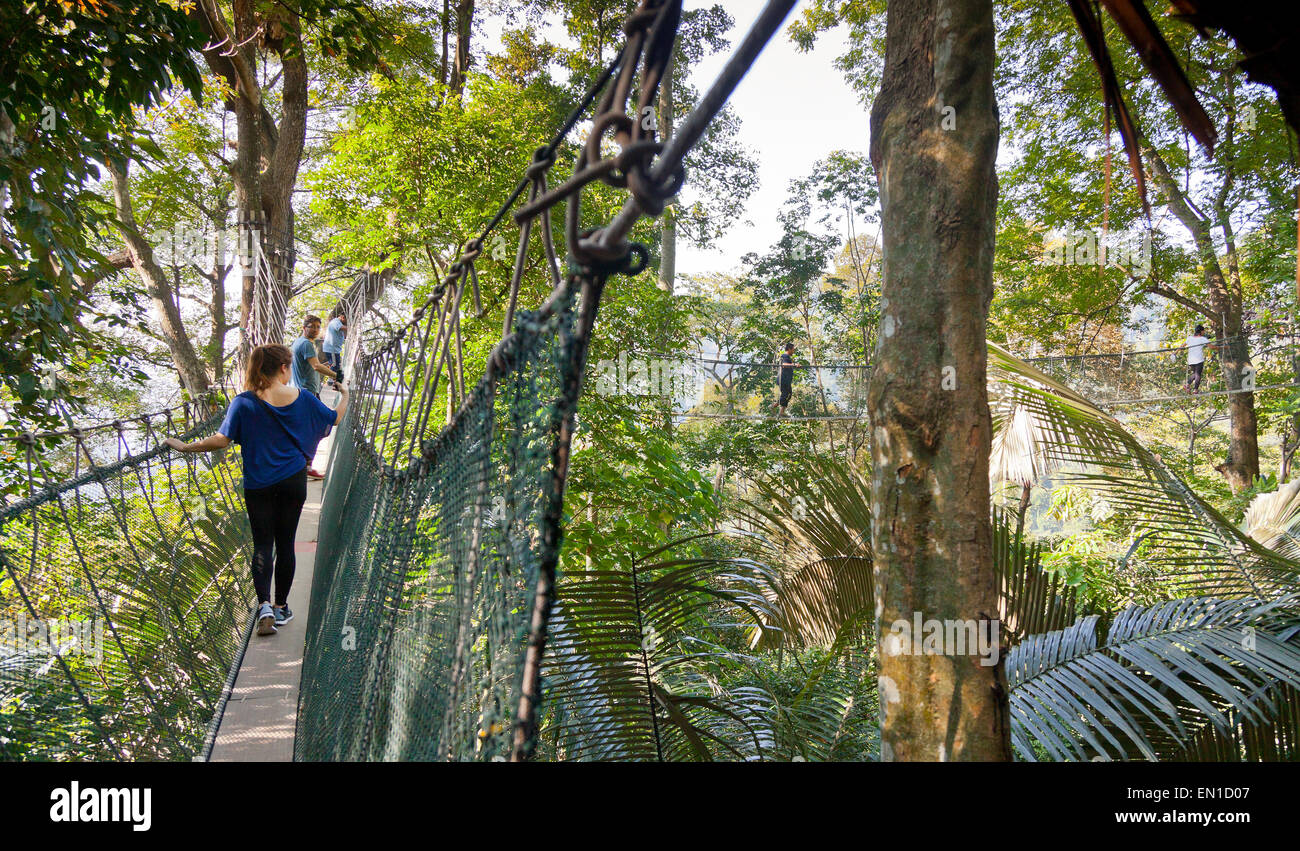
[290,316,338,479]
[291,315,337,397]
[323,311,347,382]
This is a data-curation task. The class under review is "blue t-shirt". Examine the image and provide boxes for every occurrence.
[291,336,321,394]
[323,317,345,354]
[219,391,336,489]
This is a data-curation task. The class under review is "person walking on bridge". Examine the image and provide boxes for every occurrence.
[1184,324,1212,394]
[291,315,338,478]
[323,310,347,383]
[771,341,802,417]
[164,344,348,637]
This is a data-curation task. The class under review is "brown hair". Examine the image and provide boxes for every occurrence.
[245,344,293,393]
[303,315,322,328]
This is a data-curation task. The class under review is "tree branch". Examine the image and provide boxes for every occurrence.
[75,247,135,296]
[1145,280,1215,318]
[1145,145,1208,235]
[196,0,261,110]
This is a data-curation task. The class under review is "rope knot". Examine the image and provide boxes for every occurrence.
[526,145,554,179]
[623,7,659,36]
[17,431,35,446]
[621,142,686,217]
[573,228,649,277]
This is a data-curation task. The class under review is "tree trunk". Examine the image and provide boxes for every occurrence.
[1292,184,1300,483]
[449,0,474,97]
[0,110,11,252]
[203,198,233,384]
[107,160,212,401]
[232,76,260,359]
[657,54,676,294]
[440,0,450,88]
[193,0,307,357]
[1221,332,1259,491]
[867,0,1011,762]
[259,9,308,340]
[1147,147,1258,490]
[218,0,264,360]
[211,260,227,386]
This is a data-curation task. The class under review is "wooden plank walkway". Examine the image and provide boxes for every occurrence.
[208,391,339,762]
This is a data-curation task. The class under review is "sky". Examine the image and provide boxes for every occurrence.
[674,0,870,279]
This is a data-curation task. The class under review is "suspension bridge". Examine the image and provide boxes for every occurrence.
[609,337,1300,424]
[3,0,1298,762]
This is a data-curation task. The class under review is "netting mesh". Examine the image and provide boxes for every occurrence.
[1025,346,1208,403]
[295,296,577,760]
[1022,339,1300,405]
[0,412,254,760]
[645,357,871,420]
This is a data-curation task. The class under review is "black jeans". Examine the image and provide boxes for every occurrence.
[1187,361,1204,391]
[243,467,308,606]
[324,351,344,382]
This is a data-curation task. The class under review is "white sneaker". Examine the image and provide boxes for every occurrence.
[256,602,278,636]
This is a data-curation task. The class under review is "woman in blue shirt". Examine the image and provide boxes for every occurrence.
[164,344,348,637]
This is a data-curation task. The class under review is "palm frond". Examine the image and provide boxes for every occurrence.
[540,534,778,761]
[988,344,1300,598]
[994,509,1083,643]
[737,455,873,650]
[740,447,1079,652]
[990,403,1070,487]
[1243,480,1300,561]
[743,623,879,762]
[1174,683,1300,761]
[1007,595,1300,761]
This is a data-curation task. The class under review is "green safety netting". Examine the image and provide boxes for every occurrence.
[0,411,254,760]
[295,297,579,760]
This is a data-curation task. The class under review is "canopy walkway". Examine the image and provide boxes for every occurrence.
[636,337,1300,423]
[0,0,801,762]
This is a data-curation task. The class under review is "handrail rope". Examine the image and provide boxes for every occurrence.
[1100,381,1300,406]
[0,405,195,443]
[671,381,1300,422]
[625,334,1300,371]
[7,335,1292,448]
[0,413,225,522]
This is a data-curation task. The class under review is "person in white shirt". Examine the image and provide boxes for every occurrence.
[1184,324,1211,393]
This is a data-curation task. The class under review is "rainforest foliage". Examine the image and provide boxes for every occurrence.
[5,0,1300,760]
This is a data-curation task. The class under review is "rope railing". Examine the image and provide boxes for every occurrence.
[605,336,1300,422]
[1028,338,1298,408]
